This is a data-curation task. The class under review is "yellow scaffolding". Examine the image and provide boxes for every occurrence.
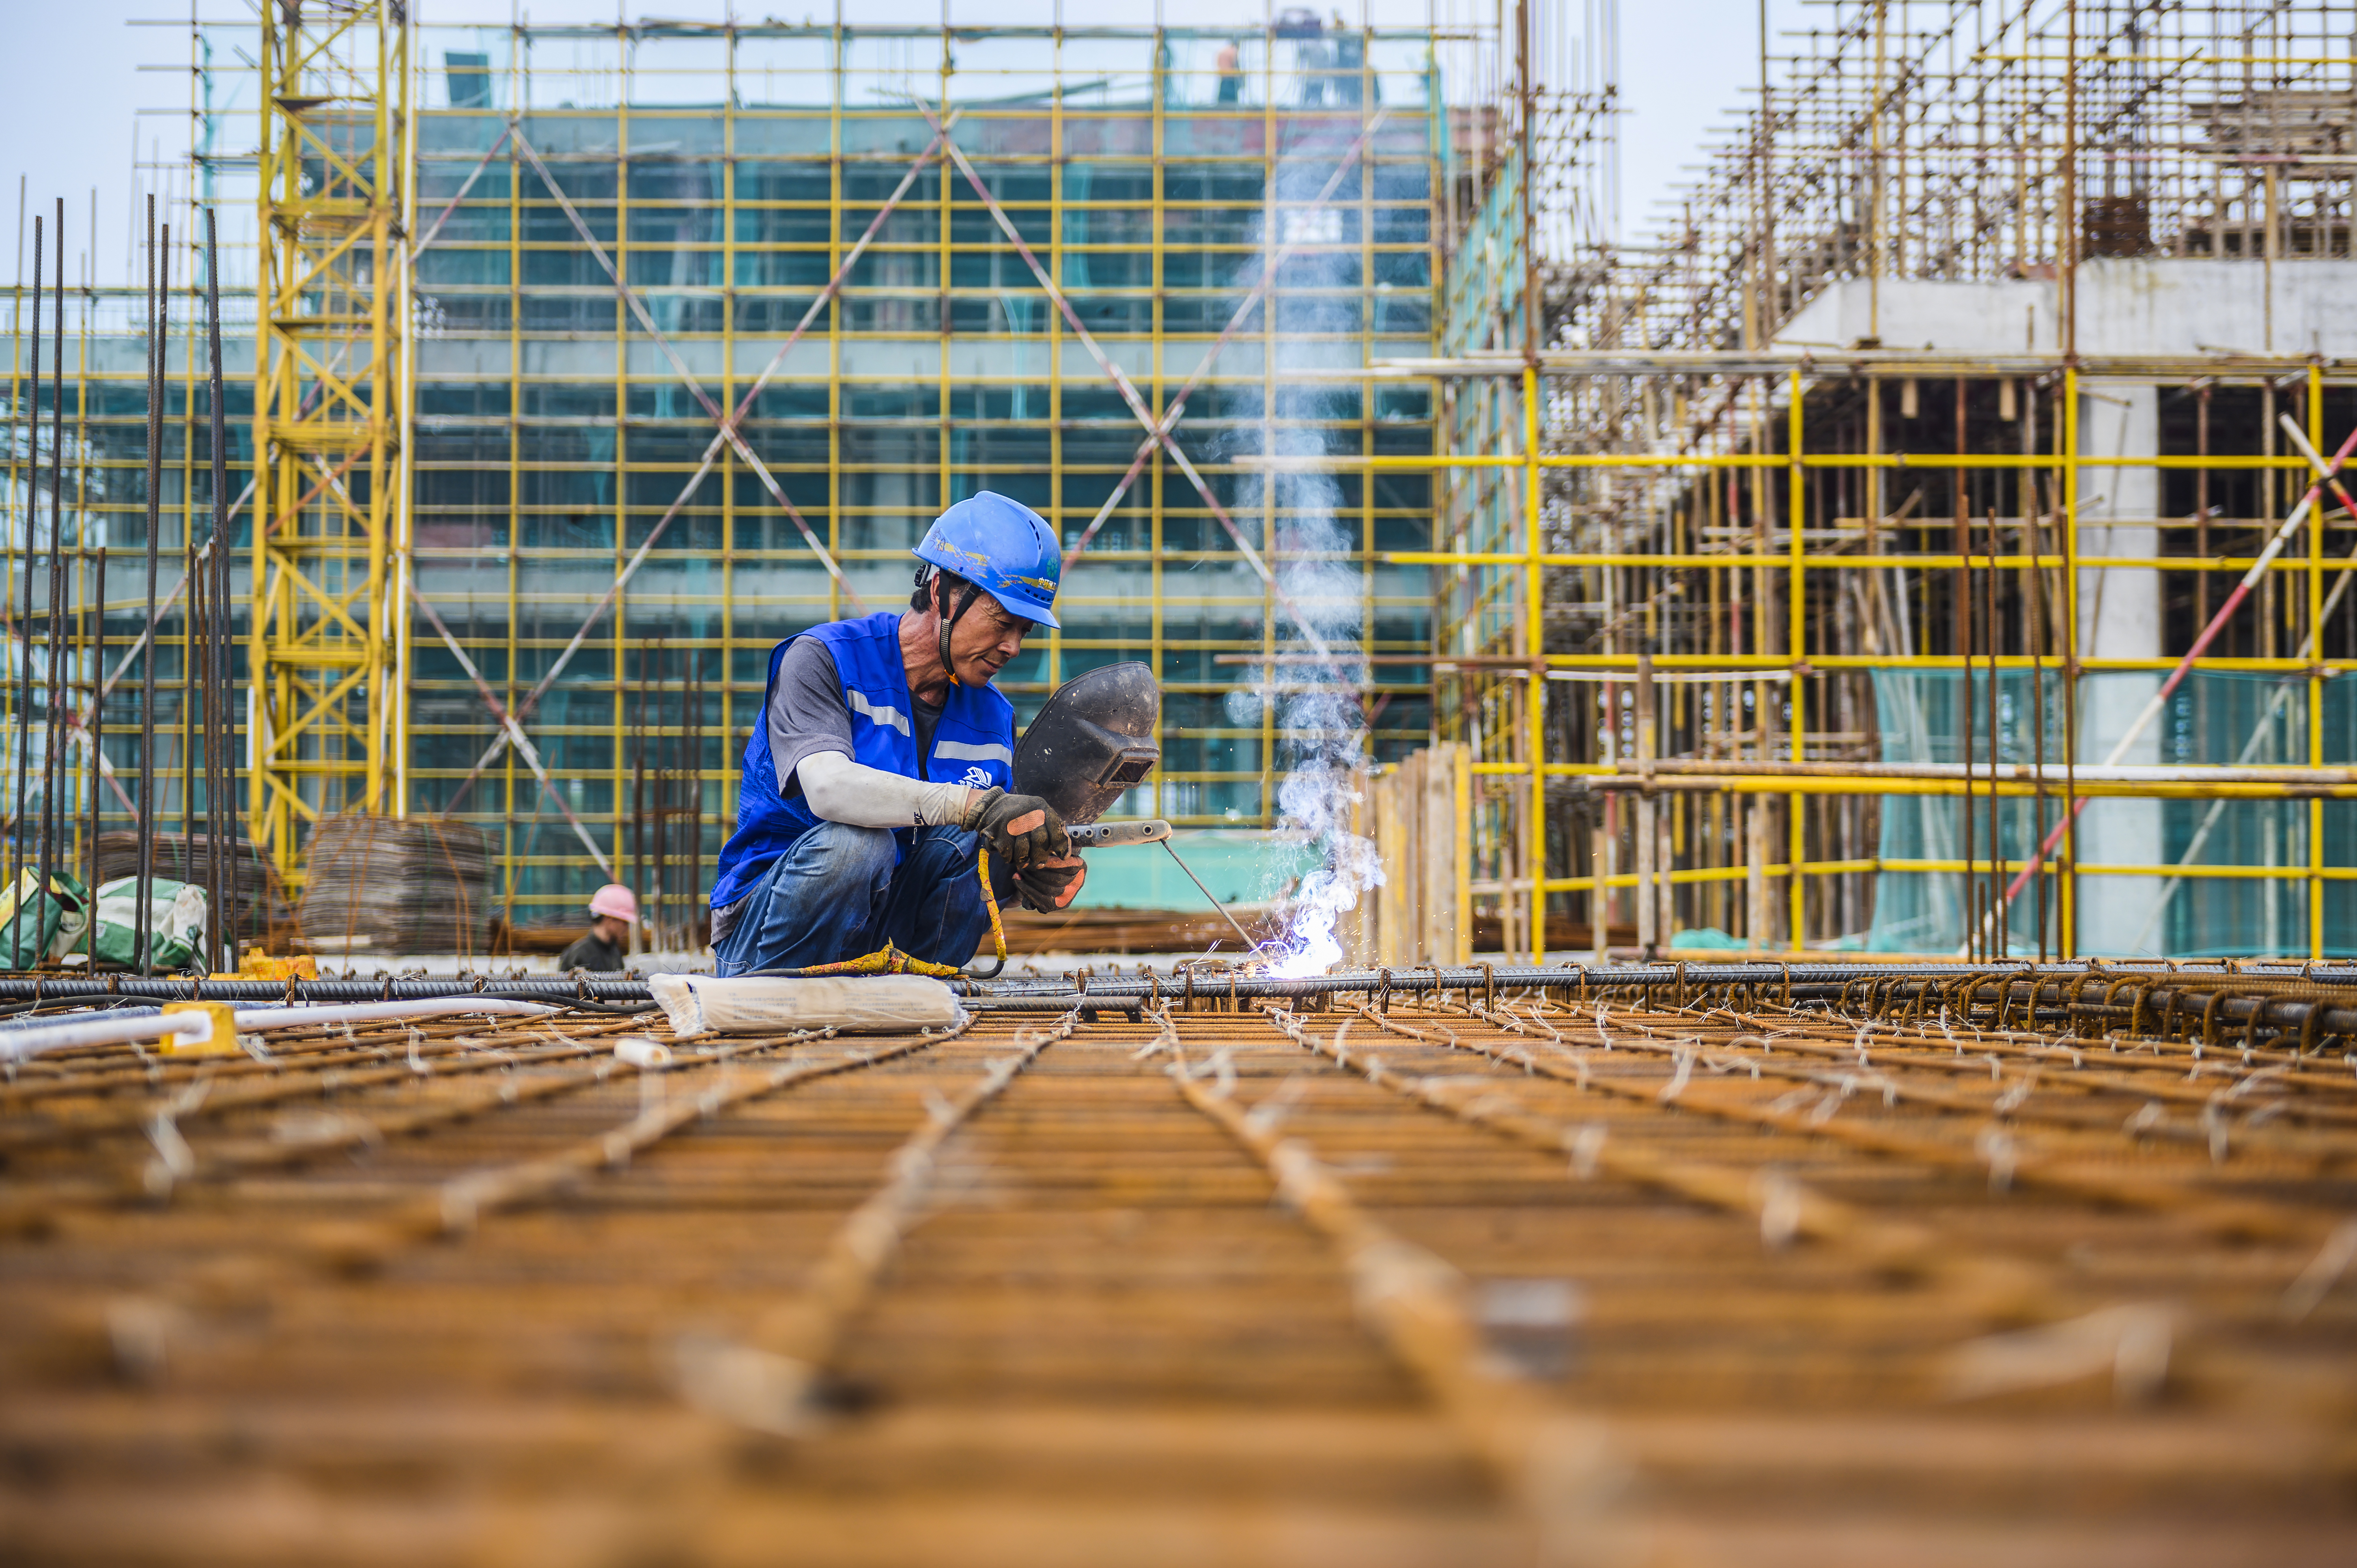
[1341,355,2353,963]
[251,0,412,884]
[17,18,1481,940]
[1376,0,2357,967]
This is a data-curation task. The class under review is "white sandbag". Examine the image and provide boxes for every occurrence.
[650,973,965,1038]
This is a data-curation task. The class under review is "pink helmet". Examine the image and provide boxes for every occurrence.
[588,884,639,924]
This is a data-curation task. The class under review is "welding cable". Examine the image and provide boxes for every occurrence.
[970,847,1009,980]
[743,875,1014,981]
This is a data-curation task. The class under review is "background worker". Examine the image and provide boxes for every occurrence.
[560,883,638,973]
[709,492,1087,976]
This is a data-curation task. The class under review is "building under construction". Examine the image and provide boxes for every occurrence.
[9,3,2357,965]
[7,7,1469,946]
[1,4,2356,1564]
[1422,0,2357,966]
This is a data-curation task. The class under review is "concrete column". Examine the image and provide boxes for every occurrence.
[2075,384,2164,955]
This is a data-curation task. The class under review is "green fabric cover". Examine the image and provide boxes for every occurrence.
[0,869,89,969]
[90,877,208,971]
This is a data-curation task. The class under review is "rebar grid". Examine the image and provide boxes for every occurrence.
[0,986,2350,1562]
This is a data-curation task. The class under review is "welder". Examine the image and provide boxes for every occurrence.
[708,492,1086,976]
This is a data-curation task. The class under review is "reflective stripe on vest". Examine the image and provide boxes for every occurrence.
[845,688,911,737]
[933,739,1014,765]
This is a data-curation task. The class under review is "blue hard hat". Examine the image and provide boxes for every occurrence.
[913,491,1062,629]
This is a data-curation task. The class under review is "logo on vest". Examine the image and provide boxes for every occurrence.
[958,766,993,789]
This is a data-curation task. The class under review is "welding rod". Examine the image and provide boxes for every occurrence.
[1158,837,1266,955]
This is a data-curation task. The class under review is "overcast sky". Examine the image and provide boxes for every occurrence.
[2,0,1805,288]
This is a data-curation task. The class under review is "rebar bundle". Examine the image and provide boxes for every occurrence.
[293,815,496,959]
[90,832,276,941]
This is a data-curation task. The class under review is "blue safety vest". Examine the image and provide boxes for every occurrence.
[710,612,1016,911]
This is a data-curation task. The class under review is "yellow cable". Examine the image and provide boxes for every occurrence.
[978,846,1009,967]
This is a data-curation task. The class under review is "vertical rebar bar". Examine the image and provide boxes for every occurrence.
[10,211,39,962]
[1985,511,2005,955]
[39,198,65,938]
[689,644,702,951]
[81,203,101,965]
[204,209,230,970]
[187,494,205,963]
[2061,477,2080,963]
[653,639,669,954]
[78,214,97,968]
[1959,448,1976,959]
[1634,654,1657,959]
[632,637,646,958]
[180,380,196,904]
[135,209,162,975]
[2030,507,2049,966]
[2195,381,2212,628]
[1952,373,1969,956]
[196,493,212,960]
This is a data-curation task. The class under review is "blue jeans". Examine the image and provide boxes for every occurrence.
[712,821,991,976]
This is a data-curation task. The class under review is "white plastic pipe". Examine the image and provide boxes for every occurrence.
[0,1012,207,1064]
[0,997,558,1066]
[230,999,558,1033]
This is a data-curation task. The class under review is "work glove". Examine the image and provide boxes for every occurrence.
[965,787,1071,871]
[1014,854,1086,914]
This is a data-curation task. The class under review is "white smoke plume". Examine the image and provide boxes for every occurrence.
[1242,135,1382,978]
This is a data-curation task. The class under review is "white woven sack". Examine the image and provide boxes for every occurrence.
[649,973,965,1038]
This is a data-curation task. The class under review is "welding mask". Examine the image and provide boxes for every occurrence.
[1013,661,1161,827]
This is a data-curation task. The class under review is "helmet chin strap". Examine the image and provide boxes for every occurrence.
[935,575,983,689]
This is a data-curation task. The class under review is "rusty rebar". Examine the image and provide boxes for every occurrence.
[9,209,39,956]
[133,205,162,976]
[37,197,64,932]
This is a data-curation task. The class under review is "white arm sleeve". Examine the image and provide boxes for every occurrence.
[796,750,976,831]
